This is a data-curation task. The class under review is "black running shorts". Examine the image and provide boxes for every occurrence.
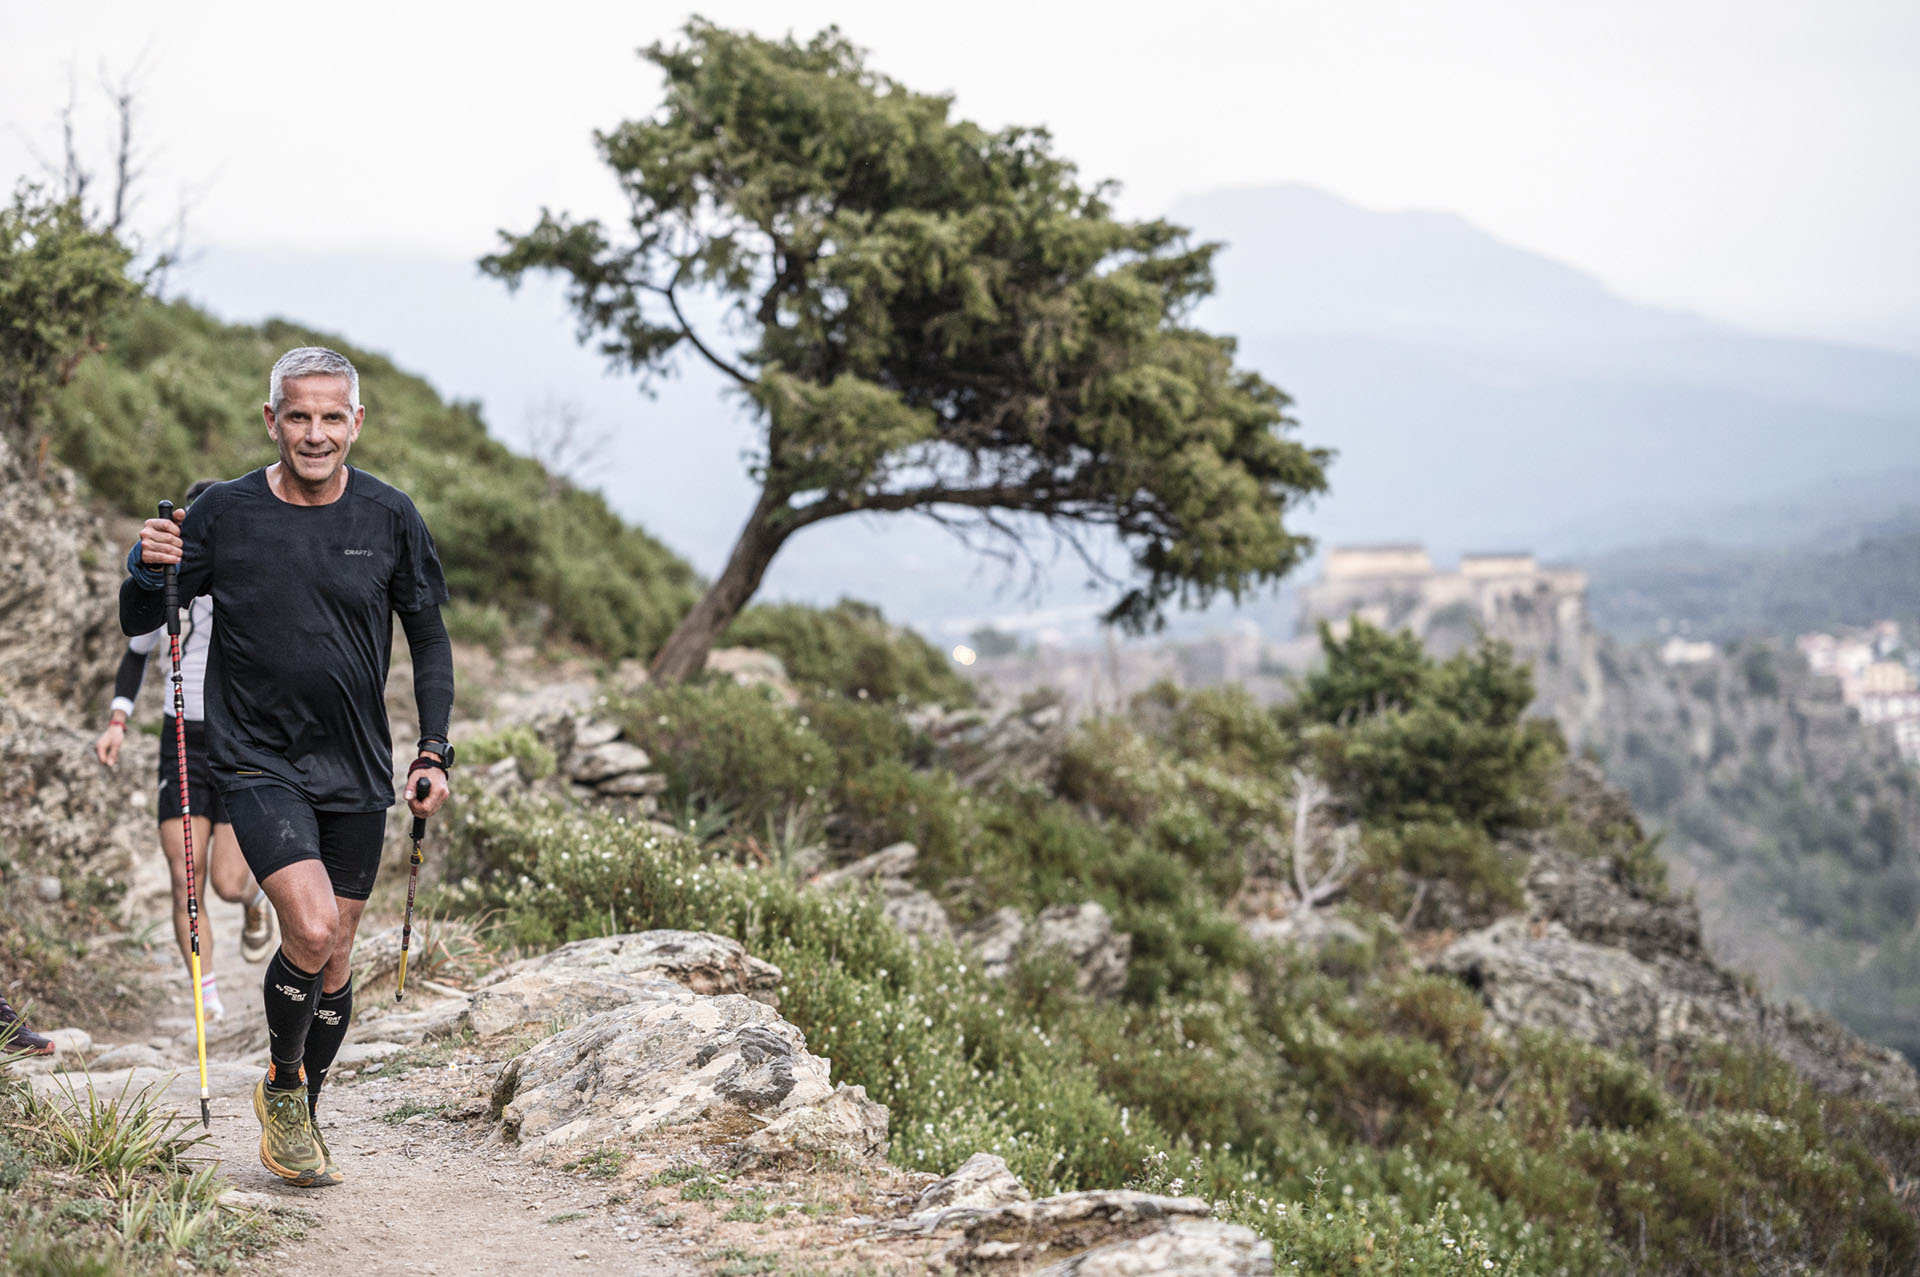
[222,781,389,901]
[157,717,230,825]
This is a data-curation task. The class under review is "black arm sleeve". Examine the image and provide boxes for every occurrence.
[120,576,166,637]
[398,604,454,743]
[112,646,148,707]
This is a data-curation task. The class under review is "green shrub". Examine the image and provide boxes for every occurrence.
[462,724,557,780]
[723,598,975,706]
[1292,620,1563,836]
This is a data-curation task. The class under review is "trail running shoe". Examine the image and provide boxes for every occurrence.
[308,1120,346,1186]
[253,1073,332,1187]
[241,896,277,964]
[0,996,54,1057]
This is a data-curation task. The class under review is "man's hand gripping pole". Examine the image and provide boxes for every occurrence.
[159,501,212,1129]
[396,775,431,1002]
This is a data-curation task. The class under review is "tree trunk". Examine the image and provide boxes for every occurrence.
[649,489,792,684]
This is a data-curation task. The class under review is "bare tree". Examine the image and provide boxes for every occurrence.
[1288,767,1357,909]
[521,395,612,497]
[26,55,200,296]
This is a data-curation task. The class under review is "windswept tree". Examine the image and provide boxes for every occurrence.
[484,21,1331,682]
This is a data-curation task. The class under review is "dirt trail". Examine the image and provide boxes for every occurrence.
[40,899,700,1277]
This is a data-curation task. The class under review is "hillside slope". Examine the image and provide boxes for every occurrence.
[45,298,701,660]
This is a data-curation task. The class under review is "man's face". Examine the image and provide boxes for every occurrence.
[266,374,364,490]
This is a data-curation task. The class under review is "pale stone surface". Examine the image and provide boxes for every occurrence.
[737,1082,890,1166]
[481,931,782,999]
[878,1152,1034,1234]
[88,1043,168,1071]
[333,1040,408,1066]
[880,879,954,944]
[571,717,623,750]
[813,842,920,889]
[704,648,798,705]
[935,1191,1216,1271]
[1034,1218,1273,1275]
[1244,909,1369,955]
[962,908,1026,979]
[1032,903,1131,999]
[566,739,654,783]
[1433,917,1664,1050]
[468,971,689,1039]
[41,1027,92,1054]
[490,988,880,1165]
[595,771,668,796]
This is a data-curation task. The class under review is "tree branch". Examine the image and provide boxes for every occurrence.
[644,279,758,388]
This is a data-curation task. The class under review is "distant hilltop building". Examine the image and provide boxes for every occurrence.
[1798,622,1920,764]
[1300,544,1601,744]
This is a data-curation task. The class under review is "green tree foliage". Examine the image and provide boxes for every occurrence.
[0,184,139,438]
[1293,619,1563,836]
[482,21,1330,681]
[44,299,699,659]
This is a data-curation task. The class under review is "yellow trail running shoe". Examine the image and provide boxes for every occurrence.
[253,1074,332,1187]
[308,1120,345,1186]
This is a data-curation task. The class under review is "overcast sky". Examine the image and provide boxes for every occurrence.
[5,0,1919,355]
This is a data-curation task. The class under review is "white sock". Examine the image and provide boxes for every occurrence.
[199,972,224,1017]
[248,887,268,909]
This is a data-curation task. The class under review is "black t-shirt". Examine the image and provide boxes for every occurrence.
[168,467,450,811]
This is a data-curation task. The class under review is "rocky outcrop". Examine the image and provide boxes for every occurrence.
[932,1190,1268,1274]
[489,986,887,1165]
[909,698,1072,790]
[960,902,1132,998]
[1433,845,1920,1112]
[0,432,129,720]
[811,842,954,944]
[0,439,168,923]
[873,1154,1270,1274]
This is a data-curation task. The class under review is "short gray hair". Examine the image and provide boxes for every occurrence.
[269,347,360,414]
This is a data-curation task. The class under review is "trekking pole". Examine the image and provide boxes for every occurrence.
[159,500,212,1130]
[395,775,431,1002]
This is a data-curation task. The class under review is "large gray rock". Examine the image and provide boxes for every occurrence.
[878,1152,1034,1236]
[813,842,920,890]
[490,986,886,1165]
[1433,917,1666,1051]
[1036,1218,1272,1275]
[1032,903,1131,999]
[917,1153,1031,1212]
[485,931,782,998]
[811,843,953,945]
[1433,913,1920,1112]
[934,1191,1220,1272]
[962,904,1132,998]
[464,931,784,1038]
[879,879,954,944]
[962,908,1027,980]
[565,739,654,783]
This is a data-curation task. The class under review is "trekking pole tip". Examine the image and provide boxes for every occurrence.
[199,1098,210,1128]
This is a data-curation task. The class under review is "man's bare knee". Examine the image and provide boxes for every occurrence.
[283,913,339,970]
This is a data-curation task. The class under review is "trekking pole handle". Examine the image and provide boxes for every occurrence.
[410,775,431,840]
[157,502,181,636]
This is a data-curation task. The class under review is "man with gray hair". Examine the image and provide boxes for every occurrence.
[122,346,456,1188]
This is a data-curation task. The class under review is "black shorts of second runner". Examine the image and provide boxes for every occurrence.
[222,780,389,902]
[157,716,230,825]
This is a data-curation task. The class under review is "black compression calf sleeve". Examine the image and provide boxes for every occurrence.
[303,980,353,1118]
[263,950,324,1088]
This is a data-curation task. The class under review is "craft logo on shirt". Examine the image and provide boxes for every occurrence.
[343,548,374,557]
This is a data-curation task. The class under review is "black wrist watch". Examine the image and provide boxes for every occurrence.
[416,739,456,770]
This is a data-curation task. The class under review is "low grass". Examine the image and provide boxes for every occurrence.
[0,1064,287,1274]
